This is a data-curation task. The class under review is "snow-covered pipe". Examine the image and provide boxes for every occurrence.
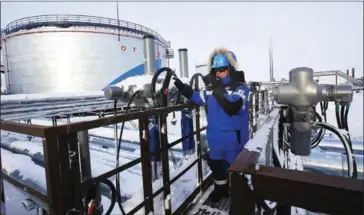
[178,48,189,78]
[21,198,37,211]
[302,149,363,178]
[0,141,136,204]
[143,35,156,75]
[318,139,363,155]
[1,148,49,212]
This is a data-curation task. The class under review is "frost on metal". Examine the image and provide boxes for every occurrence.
[244,109,279,153]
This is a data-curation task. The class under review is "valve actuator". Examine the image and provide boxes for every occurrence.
[272,67,353,156]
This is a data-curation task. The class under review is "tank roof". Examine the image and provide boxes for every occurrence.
[3,14,169,46]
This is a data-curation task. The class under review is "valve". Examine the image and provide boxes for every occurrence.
[150,67,181,107]
[248,81,261,94]
[103,68,181,108]
[103,82,154,107]
[272,67,353,156]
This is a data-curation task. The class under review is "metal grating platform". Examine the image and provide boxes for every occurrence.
[188,186,230,215]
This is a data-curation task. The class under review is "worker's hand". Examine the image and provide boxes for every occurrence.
[202,74,213,86]
[232,70,246,83]
[173,77,185,91]
[212,78,224,90]
[173,77,193,99]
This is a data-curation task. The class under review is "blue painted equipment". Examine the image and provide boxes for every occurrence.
[181,109,196,155]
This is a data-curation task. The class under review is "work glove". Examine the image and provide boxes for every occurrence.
[211,78,225,103]
[173,77,186,91]
[202,74,213,87]
[232,70,246,83]
[211,78,224,90]
[173,77,193,99]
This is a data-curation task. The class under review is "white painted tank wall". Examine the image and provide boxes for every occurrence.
[1,27,167,94]
[0,73,4,93]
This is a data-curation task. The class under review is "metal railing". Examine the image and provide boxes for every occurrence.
[0,103,212,215]
[249,90,271,138]
[0,90,273,215]
[3,14,169,47]
[229,106,364,215]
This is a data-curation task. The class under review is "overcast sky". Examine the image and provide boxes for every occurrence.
[1,1,363,81]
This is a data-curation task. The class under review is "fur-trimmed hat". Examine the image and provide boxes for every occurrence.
[207,47,239,72]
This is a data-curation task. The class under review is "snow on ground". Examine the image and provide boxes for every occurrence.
[0,129,181,198]
[1,102,208,214]
[101,154,211,215]
[3,181,36,215]
[1,90,362,214]
[1,145,209,215]
[1,149,47,196]
[303,148,363,172]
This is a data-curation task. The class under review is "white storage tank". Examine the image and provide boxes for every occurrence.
[1,14,171,94]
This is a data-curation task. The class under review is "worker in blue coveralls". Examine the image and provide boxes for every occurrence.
[173,48,250,202]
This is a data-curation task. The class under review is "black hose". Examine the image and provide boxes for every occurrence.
[340,104,346,129]
[115,91,140,215]
[315,122,356,178]
[310,102,328,148]
[341,104,358,178]
[101,179,117,215]
[335,104,342,129]
[343,104,349,131]
[319,101,328,122]
[311,111,325,148]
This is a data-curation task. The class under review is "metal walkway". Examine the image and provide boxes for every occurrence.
[187,186,231,215]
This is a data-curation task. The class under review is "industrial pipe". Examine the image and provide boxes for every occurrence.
[178,48,189,78]
[143,35,156,75]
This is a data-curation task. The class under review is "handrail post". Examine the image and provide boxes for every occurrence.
[230,172,256,215]
[68,132,83,212]
[42,131,65,215]
[263,91,266,113]
[265,90,269,114]
[254,93,259,124]
[194,106,203,191]
[249,94,254,138]
[0,153,6,215]
[159,113,172,215]
[138,116,154,214]
[78,130,102,214]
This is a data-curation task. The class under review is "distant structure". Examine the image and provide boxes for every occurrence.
[0,65,5,94]
[1,14,174,94]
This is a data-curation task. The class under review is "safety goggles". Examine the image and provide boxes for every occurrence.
[213,67,229,73]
